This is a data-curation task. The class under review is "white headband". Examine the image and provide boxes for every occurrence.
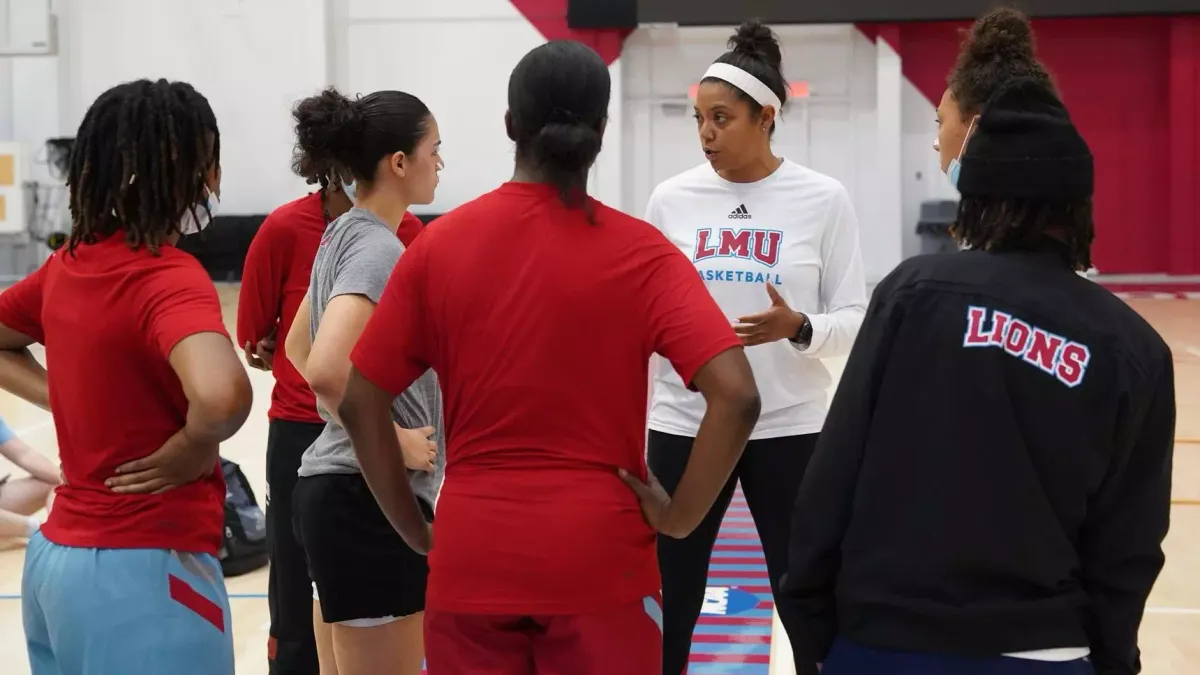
[702,62,783,112]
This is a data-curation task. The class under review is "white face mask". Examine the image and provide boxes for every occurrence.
[343,181,357,204]
[180,191,220,235]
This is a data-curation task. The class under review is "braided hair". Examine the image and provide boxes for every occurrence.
[947,8,1093,271]
[66,79,220,256]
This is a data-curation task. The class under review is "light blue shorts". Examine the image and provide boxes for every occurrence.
[22,532,234,675]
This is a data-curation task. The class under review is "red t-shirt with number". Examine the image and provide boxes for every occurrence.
[350,182,742,615]
[0,232,230,554]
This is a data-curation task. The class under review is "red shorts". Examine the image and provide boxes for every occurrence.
[424,594,663,675]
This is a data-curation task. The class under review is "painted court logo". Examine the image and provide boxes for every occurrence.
[700,586,760,616]
[693,228,782,267]
[963,305,1091,387]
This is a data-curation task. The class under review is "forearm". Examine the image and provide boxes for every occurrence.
[795,305,865,359]
[660,392,759,538]
[314,391,346,427]
[0,348,49,410]
[340,370,430,553]
[1082,554,1164,675]
[183,390,252,446]
[284,296,313,378]
[8,442,60,485]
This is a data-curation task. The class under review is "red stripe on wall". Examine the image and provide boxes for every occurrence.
[862,17,1196,274]
[509,0,631,65]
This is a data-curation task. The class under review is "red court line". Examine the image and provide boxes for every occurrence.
[716,531,760,539]
[697,616,772,626]
[693,634,772,644]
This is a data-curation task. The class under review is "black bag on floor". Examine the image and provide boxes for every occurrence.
[218,457,269,577]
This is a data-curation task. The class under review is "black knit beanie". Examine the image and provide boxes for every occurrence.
[957,77,1093,200]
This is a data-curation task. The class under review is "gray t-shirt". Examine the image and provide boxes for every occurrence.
[296,208,444,509]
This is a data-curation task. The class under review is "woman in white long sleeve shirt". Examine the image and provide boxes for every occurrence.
[643,19,867,675]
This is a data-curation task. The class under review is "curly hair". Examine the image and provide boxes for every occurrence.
[947,7,1055,118]
[66,79,219,255]
[947,8,1093,271]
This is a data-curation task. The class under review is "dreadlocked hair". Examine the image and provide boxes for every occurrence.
[952,196,1094,271]
[66,79,220,256]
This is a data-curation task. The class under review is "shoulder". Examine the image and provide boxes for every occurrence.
[155,245,218,282]
[327,211,401,254]
[1079,283,1172,368]
[650,162,722,203]
[135,247,221,307]
[259,193,324,237]
[776,160,852,207]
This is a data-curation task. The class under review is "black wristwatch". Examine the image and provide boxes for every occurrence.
[789,314,813,347]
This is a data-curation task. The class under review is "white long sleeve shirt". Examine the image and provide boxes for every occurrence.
[645,159,868,440]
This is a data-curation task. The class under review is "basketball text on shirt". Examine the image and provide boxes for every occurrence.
[963,305,1091,388]
[692,205,785,286]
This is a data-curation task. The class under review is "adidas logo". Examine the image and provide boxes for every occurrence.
[728,204,751,220]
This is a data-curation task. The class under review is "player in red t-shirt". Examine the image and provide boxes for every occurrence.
[336,41,762,675]
[237,119,428,674]
[0,80,252,675]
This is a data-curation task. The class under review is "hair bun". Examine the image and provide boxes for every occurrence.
[966,7,1036,65]
[728,19,783,70]
[292,88,364,181]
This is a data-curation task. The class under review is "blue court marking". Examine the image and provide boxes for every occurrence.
[689,665,770,675]
[715,540,766,548]
[691,638,772,653]
[690,484,775,674]
[693,624,767,636]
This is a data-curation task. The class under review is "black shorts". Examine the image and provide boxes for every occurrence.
[292,471,433,624]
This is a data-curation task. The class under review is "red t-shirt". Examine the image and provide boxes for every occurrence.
[350,182,742,615]
[238,193,325,424]
[397,210,425,247]
[0,233,230,554]
[237,193,325,424]
[237,198,425,423]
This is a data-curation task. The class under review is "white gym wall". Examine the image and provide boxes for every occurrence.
[0,0,952,277]
[337,0,626,214]
[0,0,327,213]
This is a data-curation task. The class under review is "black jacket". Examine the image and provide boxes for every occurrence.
[780,241,1174,675]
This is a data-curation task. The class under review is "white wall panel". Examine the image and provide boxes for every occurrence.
[32,0,328,214]
[871,36,903,280]
[344,10,544,215]
[900,77,958,258]
[349,0,514,21]
[590,59,624,208]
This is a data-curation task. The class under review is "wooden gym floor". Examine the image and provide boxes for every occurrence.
[0,284,1195,674]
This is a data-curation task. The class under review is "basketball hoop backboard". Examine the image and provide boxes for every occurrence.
[0,0,55,57]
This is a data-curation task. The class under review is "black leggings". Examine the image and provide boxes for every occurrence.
[648,429,819,675]
[265,419,326,675]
